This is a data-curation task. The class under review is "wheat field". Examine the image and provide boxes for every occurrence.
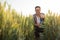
[0,2,60,40]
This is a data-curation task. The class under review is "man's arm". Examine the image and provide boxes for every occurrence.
[40,13,45,24]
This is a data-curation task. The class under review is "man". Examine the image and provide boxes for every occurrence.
[33,6,45,40]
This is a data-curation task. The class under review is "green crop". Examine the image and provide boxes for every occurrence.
[0,2,60,40]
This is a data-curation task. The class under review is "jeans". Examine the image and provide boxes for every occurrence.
[34,26,44,38]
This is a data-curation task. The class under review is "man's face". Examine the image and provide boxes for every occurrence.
[35,8,41,14]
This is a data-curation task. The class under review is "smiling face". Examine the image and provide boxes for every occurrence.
[35,6,41,15]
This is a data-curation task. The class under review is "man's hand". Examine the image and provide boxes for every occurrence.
[40,13,45,18]
[35,23,40,27]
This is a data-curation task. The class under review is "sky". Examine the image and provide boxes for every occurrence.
[0,0,60,16]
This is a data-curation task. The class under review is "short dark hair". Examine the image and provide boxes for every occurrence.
[35,6,40,9]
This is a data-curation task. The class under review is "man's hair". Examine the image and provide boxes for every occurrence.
[35,6,40,9]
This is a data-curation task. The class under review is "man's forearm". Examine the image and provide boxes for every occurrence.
[35,23,40,27]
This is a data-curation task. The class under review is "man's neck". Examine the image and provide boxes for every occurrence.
[36,13,40,17]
